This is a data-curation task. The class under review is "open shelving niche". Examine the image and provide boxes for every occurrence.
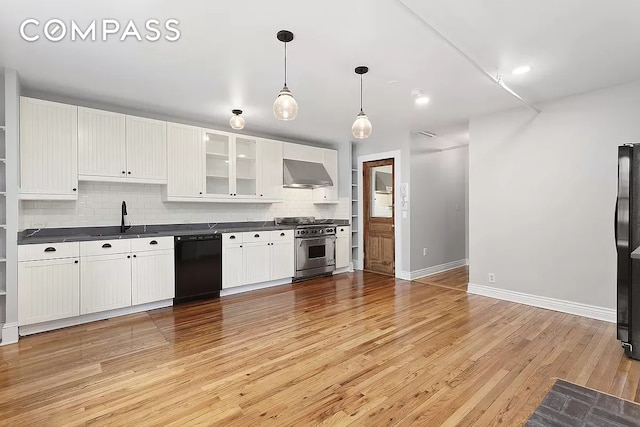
[351,142,360,270]
[0,110,6,323]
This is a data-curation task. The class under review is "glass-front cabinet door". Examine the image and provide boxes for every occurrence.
[234,137,257,197]
[204,130,232,197]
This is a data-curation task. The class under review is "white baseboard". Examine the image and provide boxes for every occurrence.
[220,278,291,297]
[409,259,468,281]
[19,300,173,336]
[333,267,350,275]
[397,271,412,280]
[1,322,19,345]
[467,283,616,323]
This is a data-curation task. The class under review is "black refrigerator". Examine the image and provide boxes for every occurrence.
[616,144,640,360]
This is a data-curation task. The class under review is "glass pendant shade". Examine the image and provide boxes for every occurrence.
[352,112,372,139]
[229,110,245,130]
[273,86,298,120]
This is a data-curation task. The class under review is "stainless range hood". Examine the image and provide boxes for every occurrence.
[283,159,333,188]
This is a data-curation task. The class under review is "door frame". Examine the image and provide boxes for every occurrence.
[357,150,403,279]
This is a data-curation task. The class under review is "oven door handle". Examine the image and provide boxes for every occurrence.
[297,236,336,246]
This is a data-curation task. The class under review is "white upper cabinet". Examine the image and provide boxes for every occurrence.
[19,97,78,200]
[258,139,283,200]
[78,107,126,180]
[78,107,167,184]
[167,122,205,199]
[283,142,324,162]
[234,136,258,198]
[313,148,339,203]
[204,130,233,198]
[125,116,167,183]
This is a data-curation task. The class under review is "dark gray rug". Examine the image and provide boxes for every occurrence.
[526,379,640,426]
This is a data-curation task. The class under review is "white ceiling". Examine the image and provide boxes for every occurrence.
[1,0,638,145]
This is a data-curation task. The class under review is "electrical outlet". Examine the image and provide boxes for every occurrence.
[423,248,427,256]
[488,273,496,283]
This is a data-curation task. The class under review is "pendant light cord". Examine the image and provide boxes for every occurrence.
[360,74,363,113]
[284,42,288,86]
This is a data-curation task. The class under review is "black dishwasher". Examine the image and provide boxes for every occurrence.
[174,234,222,304]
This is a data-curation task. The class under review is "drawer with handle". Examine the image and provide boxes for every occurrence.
[336,226,350,238]
[242,231,269,243]
[80,239,132,257]
[270,229,294,242]
[131,236,173,252]
[18,242,80,262]
[223,233,244,246]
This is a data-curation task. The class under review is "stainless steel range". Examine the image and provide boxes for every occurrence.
[275,217,337,281]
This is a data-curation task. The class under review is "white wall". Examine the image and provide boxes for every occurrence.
[19,183,349,230]
[469,80,640,309]
[410,134,468,272]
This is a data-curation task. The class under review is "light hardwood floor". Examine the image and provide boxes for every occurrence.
[0,271,638,426]
[413,266,469,292]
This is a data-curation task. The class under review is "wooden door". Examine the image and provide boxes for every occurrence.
[363,159,395,275]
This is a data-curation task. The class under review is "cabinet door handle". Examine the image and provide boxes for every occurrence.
[102,243,112,248]
[127,255,131,259]
[73,188,77,192]
[240,245,243,248]
[280,232,285,236]
[44,247,56,252]
[128,171,131,175]
[122,171,126,174]
[133,254,137,258]
[229,235,236,240]
[150,240,158,245]
[254,234,260,238]
[74,260,79,264]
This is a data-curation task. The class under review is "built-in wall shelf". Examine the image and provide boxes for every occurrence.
[0,259,7,263]
[0,126,5,131]
[0,159,5,163]
[0,291,6,296]
[206,152,229,158]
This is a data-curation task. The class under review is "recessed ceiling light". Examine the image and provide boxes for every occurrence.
[415,96,430,105]
[512,65,531,75]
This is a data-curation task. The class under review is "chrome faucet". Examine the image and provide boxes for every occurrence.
[121,201,132,233]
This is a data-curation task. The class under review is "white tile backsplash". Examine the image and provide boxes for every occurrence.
[19,182,350,230]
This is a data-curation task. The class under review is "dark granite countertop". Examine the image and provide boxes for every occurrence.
[18,219,351,245]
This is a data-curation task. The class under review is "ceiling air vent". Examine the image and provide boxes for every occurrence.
[418,131,437,138]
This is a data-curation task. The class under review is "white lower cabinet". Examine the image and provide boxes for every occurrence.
[271,240,294,280]
[18,254,80,326]
[81,252,132,315]
[17,237,174,328]
[131,249,175,305]
[222,230,294,289]
[336,226,351,269]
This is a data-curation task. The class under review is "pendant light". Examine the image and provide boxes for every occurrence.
[229,109,245,130]
[273,30,298,121]
[352,66,372,139]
